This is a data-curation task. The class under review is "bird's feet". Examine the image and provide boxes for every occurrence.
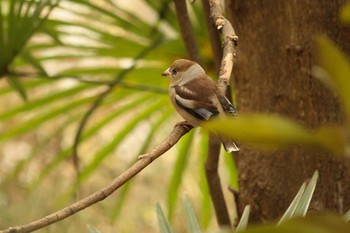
[175,121,194,131]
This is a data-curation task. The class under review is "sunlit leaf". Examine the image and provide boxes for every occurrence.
[235,205,250,232]
[278,183,306,224]
[279,170,319,225]
[293,170,319,216]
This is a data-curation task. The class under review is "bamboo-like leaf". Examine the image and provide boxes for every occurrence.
[293,170,319,216]
[77,98,167,182]
[204,115,314,147]
[20,50,48,76]
[0,83,94,121]
[0,95,94,141]
[204,115,345,154]
[156,202,173,233]
[316,36,350,125]
[278,182,307,225]
[1,0,58,75]
[235,205,251,232]
[278,170,319,225]
[6,75,27,101]
[167,130,195,220]
[183,193,202,233]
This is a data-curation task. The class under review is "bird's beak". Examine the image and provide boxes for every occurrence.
[161,68,171,77]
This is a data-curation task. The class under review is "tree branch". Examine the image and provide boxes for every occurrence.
[174,0,202,64]
[207,0,238,94]
[204,0,239,228]
[1,124,193,233]
[205,134,232,226]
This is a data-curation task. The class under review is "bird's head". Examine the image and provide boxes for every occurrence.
[162,59,205,86]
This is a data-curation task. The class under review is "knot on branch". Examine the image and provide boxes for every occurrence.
[215,17,225,29]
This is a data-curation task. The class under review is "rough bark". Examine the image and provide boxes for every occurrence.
[227,0,350,222]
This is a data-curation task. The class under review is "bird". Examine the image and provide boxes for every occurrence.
[161,59,239,152]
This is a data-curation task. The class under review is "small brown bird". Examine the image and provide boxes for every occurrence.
[162,59,239,152]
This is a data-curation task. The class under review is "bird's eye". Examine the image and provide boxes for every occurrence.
[171,69,177,75]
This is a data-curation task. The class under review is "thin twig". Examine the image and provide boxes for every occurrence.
[207,0,238,94]
[1,125,193,233]
[174,0,202,64]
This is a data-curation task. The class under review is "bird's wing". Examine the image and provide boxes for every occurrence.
[215,93,237,116]
[174,85,218,120]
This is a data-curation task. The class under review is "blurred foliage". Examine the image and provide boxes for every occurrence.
[0,0,237,232]
[155,173,350,233]
[205,36,350,157]
[340,1,350,23]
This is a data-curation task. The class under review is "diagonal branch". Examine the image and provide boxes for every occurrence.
[1,124,193,233]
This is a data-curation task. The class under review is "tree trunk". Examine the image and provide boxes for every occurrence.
[227,0,350,222]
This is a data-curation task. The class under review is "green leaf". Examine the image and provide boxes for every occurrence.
[203,115,346,154]
[204,115,314,147]
[236,205,251,232]
[340,2,350,23]
[6,76,27,101]
[315,36,350,126]
[156,202,173,233]
[183,193,202,233]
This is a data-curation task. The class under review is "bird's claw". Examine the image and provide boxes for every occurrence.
[175,121,194,131]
